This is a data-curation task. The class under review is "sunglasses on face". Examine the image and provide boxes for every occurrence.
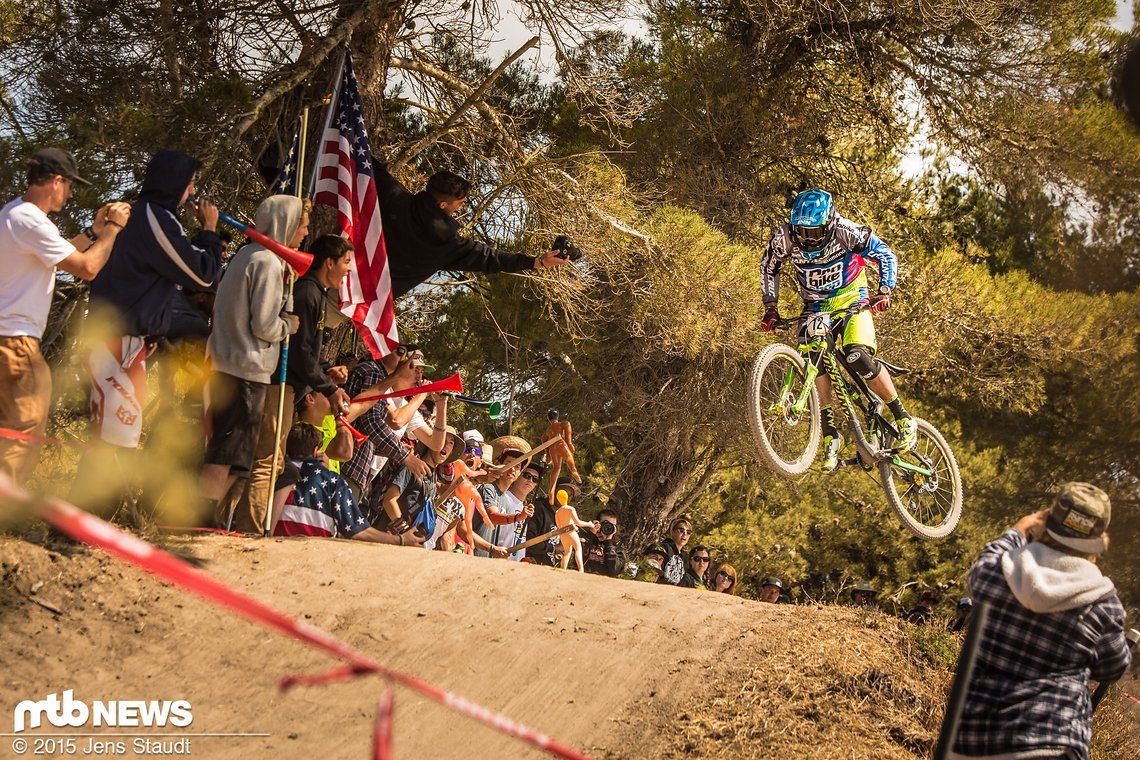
[521,472,539,482]
[716,571,735,582]
[463,445,482,454]
[673,526,692,535]
[692,556,710,563]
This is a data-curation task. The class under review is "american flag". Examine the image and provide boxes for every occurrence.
[270,122,302,196]
[313,53,399,358]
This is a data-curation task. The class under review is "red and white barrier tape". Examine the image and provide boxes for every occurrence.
[0,476,590,760]
[374,690,394,760]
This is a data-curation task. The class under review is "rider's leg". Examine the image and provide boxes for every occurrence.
[842,311,918,450]
[841,339,917,450]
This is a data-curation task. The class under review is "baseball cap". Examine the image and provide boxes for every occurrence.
[761,576,784,590]
[31,148,92,186]
[1045,482,1111,554]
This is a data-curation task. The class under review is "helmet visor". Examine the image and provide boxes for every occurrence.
[792,224,829,251]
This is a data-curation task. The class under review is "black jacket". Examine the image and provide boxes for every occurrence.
[90,150,222,336]
[274,272,334,395]
[374,164,536,296]
[581,529,627,577]
[524,496,559,566]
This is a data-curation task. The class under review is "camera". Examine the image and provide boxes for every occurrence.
[599,520,616,537]
[552,235,584,262]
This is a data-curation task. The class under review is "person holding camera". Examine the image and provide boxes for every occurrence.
[952,483,1130,760]
[373,166,572,296]
[580,508,626,577]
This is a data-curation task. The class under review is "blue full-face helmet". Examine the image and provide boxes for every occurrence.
[789,189,837,257]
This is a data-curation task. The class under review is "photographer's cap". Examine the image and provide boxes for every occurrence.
[1045,482,1110,554]
[31,147,92,186]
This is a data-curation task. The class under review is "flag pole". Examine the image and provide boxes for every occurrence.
[261,108,311,537]
[263,52,349,536]
[306,48,348,200]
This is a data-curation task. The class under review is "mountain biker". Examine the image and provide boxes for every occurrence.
[759,188,917,472]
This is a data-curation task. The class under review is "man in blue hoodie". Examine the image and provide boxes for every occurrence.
[952,483,1131,760]
[71,150,222,515]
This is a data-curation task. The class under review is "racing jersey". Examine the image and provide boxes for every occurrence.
[761,215,897,309]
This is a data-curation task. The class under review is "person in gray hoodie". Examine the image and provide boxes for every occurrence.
[201,195,306,531]
[951,482,1131,760]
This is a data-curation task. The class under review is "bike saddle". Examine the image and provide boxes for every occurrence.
[878,358,911,376]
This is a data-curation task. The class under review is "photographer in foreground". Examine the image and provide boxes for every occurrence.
[951,482,1130,760]
[581,508,626,577]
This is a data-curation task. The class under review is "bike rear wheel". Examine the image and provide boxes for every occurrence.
[747,344,821,477]
[878,417,962,540]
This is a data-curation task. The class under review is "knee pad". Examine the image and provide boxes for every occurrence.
[842,344,880,380]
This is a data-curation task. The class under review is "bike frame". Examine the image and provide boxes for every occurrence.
[774,307,933,476]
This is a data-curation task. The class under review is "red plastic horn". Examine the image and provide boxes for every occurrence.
[200,200,314,276]
[350,373,464,404]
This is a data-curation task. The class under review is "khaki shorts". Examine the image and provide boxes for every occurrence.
[0,336,52,483]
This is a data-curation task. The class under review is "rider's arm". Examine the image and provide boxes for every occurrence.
[860,232,898,289]
[759,232,786,306]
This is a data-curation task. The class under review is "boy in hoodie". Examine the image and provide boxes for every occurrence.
[200,194,307,531]
[70,150,221,516]
[226,230,356,532]
[952,482,1131,760]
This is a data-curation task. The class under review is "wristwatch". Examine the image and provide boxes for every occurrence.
[877,285,892,295]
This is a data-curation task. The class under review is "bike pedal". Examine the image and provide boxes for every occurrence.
[838,457,861,468]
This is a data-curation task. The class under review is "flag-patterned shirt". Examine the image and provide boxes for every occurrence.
[273,457,368,538]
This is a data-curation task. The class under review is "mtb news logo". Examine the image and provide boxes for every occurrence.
[13,691,193,733]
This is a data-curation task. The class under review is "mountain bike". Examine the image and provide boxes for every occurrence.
[746,305,962,540]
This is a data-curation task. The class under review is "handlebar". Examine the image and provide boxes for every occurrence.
[766,303,869,331]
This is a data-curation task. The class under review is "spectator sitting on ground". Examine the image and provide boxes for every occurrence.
[376,425,462,540]
[759,576,785,603]
[467,436,531,558]
[952,482,1131,760]
[948,597,973,633]
[647,514,693,586]
[711,563,738,595]
[272,423,419,546]
[680,545,711,589]
[340,345,429,502]
[850,581,880,610]
[906,590,939,625]
[581,508,628,577]
[525,476,578,566]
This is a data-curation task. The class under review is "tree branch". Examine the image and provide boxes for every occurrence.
[229,0,391,140]
[390,36,539,172]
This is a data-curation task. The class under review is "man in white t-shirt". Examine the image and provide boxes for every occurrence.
[501,461,541,560]
[0,148,130,483]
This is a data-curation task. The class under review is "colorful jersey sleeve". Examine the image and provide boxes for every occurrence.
[760,227,789,305]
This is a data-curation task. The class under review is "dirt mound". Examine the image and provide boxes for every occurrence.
[0,534,1134,759]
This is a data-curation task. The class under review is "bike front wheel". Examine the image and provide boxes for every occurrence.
[878,417,963,540]
[747,343,821,477]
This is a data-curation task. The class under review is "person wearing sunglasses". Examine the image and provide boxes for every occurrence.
[498,461,542,560]
[712,563,738,595]
[680,545,712,590]
[643,514,693,586]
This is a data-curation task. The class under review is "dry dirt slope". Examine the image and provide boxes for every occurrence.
[0,535,1134,760]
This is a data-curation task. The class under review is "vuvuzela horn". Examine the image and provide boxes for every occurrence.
[445,393,502,420]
